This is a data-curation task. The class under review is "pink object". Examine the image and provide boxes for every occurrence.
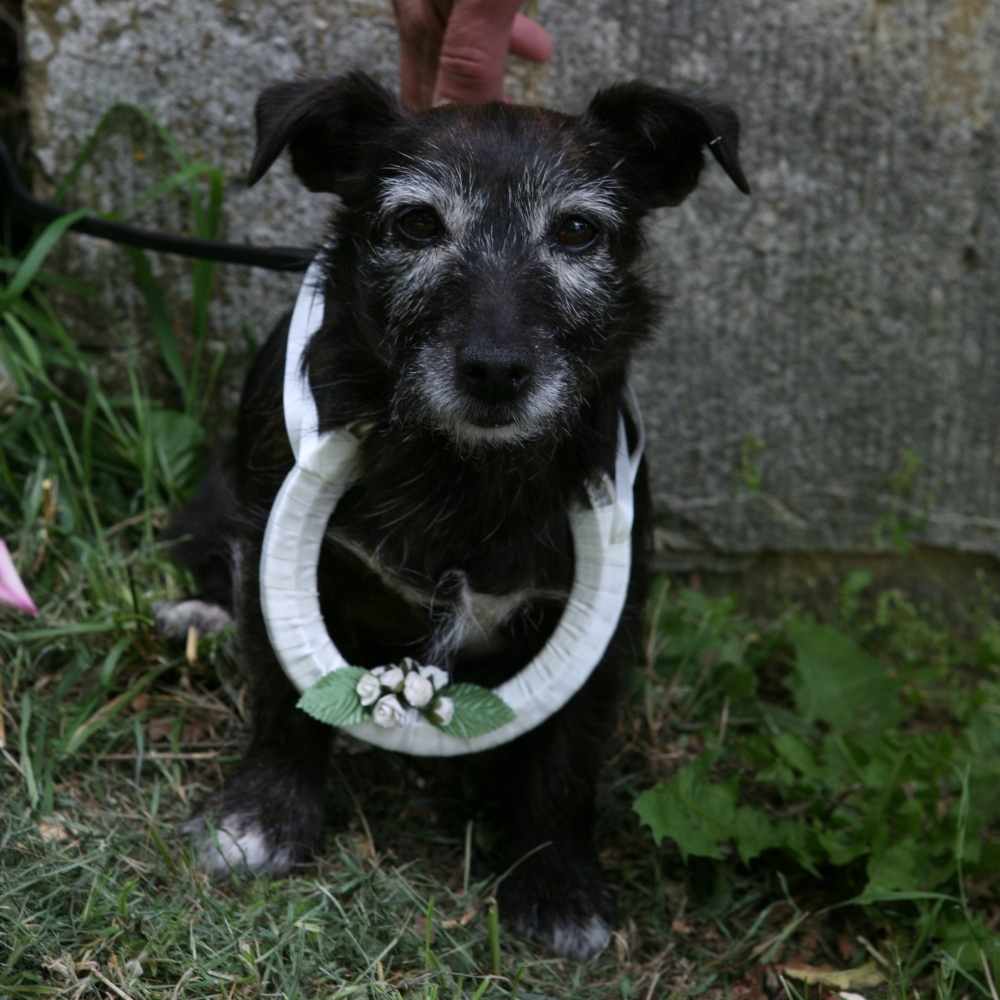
[0,539,38,616]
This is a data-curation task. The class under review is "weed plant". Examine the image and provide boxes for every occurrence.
[1,136,998,998]
[636,583,1000,997]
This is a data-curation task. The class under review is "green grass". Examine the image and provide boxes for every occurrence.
[2,180,999,998]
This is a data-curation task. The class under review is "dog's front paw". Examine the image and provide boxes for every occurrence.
[183,759,326,878]
[498,852,615,960]
[537,911,612,961]
[183,811,297,877]
[154,598,233,641]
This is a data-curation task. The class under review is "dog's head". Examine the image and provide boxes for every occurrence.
[249,73,748,448]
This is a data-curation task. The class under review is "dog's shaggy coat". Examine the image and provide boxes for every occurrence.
[161,73,747,959]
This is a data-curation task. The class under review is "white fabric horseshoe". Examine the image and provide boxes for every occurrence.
[260,259,644,757]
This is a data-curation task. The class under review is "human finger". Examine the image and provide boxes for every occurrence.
[508,12,553,63]
[394,0,449,111]
[432,0,524,106]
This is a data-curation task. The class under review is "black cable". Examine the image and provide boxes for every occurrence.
[0,139,312,272]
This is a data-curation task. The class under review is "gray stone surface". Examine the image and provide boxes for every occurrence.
[23,0,1000,567]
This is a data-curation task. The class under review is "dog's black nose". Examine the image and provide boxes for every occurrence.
[457,344,533,405]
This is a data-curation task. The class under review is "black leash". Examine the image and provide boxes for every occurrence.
[0,139,312,272]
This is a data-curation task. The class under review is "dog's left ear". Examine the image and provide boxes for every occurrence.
[247,71,402,196]
[584,82,750,207]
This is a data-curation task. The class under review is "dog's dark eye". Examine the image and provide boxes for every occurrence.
[394,207,444,246]
[554,216,599,252]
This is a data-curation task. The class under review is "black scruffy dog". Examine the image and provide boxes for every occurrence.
[157,72,748,960]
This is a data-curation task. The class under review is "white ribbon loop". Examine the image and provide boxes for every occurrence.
[260,260,645,757]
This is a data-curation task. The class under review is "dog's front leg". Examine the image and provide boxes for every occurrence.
[485,648,626,960]
[183,540,332,878]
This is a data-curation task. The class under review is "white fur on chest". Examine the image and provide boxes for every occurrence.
[326,531,558,664]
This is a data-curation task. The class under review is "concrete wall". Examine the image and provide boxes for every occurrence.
[23,0,1000,569]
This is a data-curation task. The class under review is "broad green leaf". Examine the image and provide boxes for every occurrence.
[863,837,926,894]
[788,620,902,731]
[634,760,737,860]
[772,732,822,780]
[435,684,515,739]
[720,657,757,702]
[732,806,785,864]
[975,622,1000,665]
[297,669,367,727]
[815,823,869,867]
[933,913,1000,972]
[779,819,823,874]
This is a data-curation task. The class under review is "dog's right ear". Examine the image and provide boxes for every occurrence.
[584,81,750,207]
[247,72,402,195]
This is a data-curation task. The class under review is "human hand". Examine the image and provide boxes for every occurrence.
[392,0,552,111]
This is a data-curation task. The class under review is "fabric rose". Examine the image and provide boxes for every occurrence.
[355,671,382,707]
[372,694,407,728]
[429,696,454,727]
[417,665,449,691]
[378,666,405,691]
[403,671,434,708]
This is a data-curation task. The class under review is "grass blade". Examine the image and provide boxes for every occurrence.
[0,210,91,306]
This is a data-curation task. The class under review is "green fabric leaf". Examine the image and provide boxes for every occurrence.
[297,668,367,727]
[435,684,515,739]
